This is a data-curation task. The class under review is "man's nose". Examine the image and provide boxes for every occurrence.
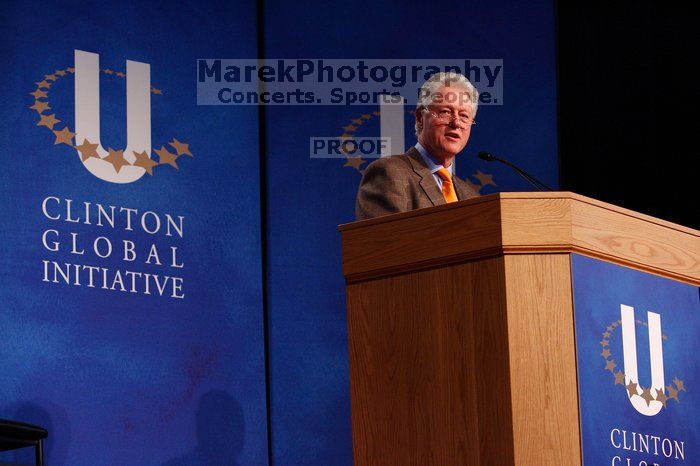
[449,117,466,129]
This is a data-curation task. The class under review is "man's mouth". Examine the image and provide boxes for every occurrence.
[444,132,461,142]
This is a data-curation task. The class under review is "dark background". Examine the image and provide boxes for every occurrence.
[558,2,698,228]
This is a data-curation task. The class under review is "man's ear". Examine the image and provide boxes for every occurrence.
[414,108,424,132]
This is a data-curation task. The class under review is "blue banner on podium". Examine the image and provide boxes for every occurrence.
[571,254,699,466]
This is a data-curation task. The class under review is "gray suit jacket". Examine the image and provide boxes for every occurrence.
[355,147,479,220]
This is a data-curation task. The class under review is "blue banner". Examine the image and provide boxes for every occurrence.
[262,1,559,464]
[572,254,699,466]
[0,1,267,464]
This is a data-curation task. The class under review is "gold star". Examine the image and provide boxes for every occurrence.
[625,380,638,398]
[52,127,75,145]
[37,113,61,130]
[151,87,163,95]
[35,80,51,89]
[115,71,125,78]
[132,150,158,175]
[30,100,51,113]
[341,145,357,156]
[640,387,654,406]
[344,156,366,170]
[602,331,611,338]
[614,371,625,385]
[673,378,685,392]
[30,89,48,99]
[666,384,679,402]
[606,325,614,332]
[104,148,129,173]
[75,139,100,161]
[44,74,57,81]
[599,339,609,348]
[168,138,192,157]
[361,114,372,120]
[605,360,617,372]
[474,170,497,187]
[103,69,114,75]
[372,111,380,116]
[600,349,611,358]
[342,124,357,132]
[351,118,364,125]
[66,67,75,73]
[55,69,67,76]
[154,146,178,169]
[655,389,669,407]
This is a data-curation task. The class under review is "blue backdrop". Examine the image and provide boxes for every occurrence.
[1,1,267,465]
[1,0,559,464]
[262,1,558,464]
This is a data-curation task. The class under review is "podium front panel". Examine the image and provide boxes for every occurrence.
[571,254,699,466]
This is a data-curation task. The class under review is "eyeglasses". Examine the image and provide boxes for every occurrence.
[425,108,476,126]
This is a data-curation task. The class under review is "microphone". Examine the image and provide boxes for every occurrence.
[477,151,554,192]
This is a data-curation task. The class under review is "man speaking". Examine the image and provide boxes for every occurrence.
[355,72,479,220]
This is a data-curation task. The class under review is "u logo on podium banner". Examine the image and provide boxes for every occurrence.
[598,303,687,415]
[620,305,666,416]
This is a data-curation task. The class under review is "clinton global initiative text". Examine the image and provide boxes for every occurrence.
[42,261,184,298]
[40,195,186,299]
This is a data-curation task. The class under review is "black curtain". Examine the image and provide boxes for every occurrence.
[557,3,698,228]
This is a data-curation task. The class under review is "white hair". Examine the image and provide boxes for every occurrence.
[414,71,479,136]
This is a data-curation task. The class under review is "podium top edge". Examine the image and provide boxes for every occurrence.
[338,191,699,236]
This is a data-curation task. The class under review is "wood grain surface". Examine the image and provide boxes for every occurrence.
[502,254,581,465]
[345,254,582,465]
[340,192,700,285]
[346,257,514,465]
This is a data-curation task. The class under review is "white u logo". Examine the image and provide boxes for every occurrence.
[620,304,665,416]
[74,49,151,184]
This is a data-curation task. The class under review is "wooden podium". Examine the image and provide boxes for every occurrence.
[339,192,699,465]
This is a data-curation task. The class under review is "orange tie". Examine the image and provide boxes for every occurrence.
[437,168,458,203]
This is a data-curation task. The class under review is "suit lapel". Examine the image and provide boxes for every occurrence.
[453,175,478,200]
[406,148,445,207]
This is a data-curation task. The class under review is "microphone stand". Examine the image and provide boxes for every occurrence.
[477,152,554,192]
